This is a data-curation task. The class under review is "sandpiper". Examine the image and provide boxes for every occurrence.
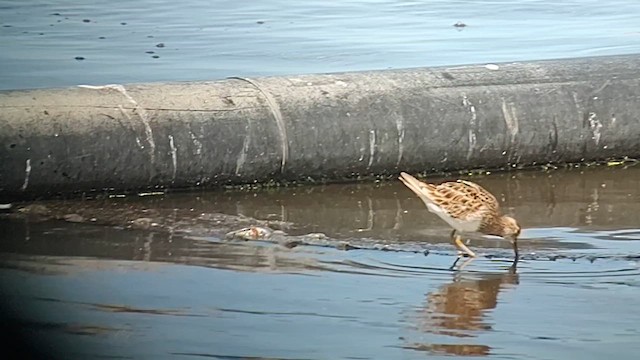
[399,172,520,259]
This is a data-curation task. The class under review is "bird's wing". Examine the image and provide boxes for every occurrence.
[399,172,498,221]
[434,180,500,220]
[450,180,500,213]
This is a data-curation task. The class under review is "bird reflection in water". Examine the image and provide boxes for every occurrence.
[407,259,519,356]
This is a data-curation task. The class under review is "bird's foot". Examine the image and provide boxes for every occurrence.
[454,236,476,258]
[449,256,475,271]
[456,250,471,258]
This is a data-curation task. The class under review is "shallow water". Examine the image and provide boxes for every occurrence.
[2,0,640,90]
[1,166,640,359]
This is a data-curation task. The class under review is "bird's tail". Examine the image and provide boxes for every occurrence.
[398,172,436,205]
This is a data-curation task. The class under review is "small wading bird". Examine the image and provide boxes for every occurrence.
[399,172,520,260]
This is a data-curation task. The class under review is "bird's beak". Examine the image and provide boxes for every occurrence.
[511,236,519,261]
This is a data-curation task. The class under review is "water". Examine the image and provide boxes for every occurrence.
[2,166,640,359]
[2,0,640,90]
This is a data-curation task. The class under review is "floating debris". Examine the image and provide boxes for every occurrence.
[17,204,50,216]
[63,214,84,223]
[335,241,359,251]
[283,240,302,249]
[138,191,165,197]
[131,217,155,230]
[485,64,500,70]
[226,226,273,241]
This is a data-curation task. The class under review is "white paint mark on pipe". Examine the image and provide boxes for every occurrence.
[368,129,376,168]
[462,95,477,160]
[22,159,31,191]
[228,77,288,172]
[395,116,405,166]
[190,132,203,155]
[118,105,145,150]
[501,99,519,145]
[591,80,611,96]
[571,92,581,115]
[235,132,251,175]
[80,84,156,166]
[588,112,603,145]
[168,135,177,182]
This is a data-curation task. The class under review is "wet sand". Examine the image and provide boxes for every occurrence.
[1,166,640,359]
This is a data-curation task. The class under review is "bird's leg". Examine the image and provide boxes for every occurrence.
[449,256,475,271]
[451,230,476,258]
[508,259,518,275]
[450,230,466,257]
[450,229,464,256]
[511,237,519,262]
[448,256,461,270]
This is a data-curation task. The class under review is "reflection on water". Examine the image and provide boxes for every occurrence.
[411,260,518,356]
[194,166,640,237]
[8,166,639,257]
[0,220,325,275]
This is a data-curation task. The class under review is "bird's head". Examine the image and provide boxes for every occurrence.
[500,216,521,241]
[501,215,521,260]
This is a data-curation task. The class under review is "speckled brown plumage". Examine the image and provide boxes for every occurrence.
[399,172,520,259]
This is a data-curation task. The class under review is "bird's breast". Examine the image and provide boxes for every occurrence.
[427,204,481,233]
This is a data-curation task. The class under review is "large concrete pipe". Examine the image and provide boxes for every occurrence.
[1,54,639,200]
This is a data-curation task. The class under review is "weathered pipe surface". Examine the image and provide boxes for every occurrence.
[1,54,639,200]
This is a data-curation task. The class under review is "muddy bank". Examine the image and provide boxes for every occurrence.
[2,54,640,201]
